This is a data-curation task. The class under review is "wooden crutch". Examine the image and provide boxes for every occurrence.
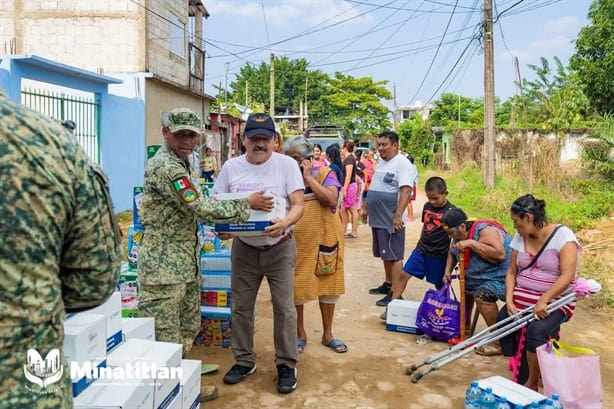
[448,253,466,345]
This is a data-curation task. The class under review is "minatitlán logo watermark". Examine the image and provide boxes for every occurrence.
[24,347,183,392]
[23,348,64,389]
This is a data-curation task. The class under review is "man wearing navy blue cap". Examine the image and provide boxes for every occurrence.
[213,113,305,394]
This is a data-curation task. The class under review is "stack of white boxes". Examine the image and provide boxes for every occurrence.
[199,246,233,348]
[63,288,201,408]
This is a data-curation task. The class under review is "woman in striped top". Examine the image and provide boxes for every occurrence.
[499,194,581,390]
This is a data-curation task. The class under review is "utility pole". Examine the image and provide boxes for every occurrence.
[224,62,229,114]
[483,0,496,187]
[269,53,275,117]
[514,56,532,188]
[393,82,398,129]
[304,75,309,130]
[458,94,461,129]
[245,80,249,107]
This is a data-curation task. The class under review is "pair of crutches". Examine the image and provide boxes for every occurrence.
[407,291,576,383]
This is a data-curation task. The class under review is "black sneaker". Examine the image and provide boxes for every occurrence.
[376,292,392,307]
[376,293,401,307]
[276,364,297,394]
[369,281,391,295]
[223,364,256,384]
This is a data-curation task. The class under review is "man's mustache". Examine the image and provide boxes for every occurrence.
[254,146,267,151]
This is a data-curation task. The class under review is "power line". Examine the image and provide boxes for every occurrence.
[312,34,476,69]
[204,23,477,56]
[260,0,272,49]
[311,0,400,66]
[344,0,480,12]
[425,35,480,104]
[347,0,422,71]
[126,0,255,64]
[493,0,525,23]
[408,0,460,104]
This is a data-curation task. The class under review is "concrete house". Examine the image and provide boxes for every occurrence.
[1,0,213,209]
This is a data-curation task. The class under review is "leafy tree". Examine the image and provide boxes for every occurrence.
[429,93,484,131]
[228,57,328,115]
[310,72,392,138]
[228,59,392,137]
[397,114,435,165]
[583,113,614,179]
[522,57,590,133]
[570,0,614,115]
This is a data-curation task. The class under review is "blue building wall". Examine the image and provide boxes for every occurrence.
[0,55,142,211]
[103,94,146,211]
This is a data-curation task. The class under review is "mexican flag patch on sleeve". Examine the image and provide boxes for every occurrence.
[172,176,191,192]
[171,176,199,203]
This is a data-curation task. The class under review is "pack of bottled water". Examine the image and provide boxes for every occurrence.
[466,379,564,408]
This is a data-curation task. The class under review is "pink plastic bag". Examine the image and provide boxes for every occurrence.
[536,340,604,409]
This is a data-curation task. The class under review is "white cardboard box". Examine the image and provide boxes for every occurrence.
[122,317,155,342]
[200,252,231,271]
[478,375,547,406]
[201,270,231,289]
[213,192,286,236]
[73,378,154,409]
[89,291,123,352]
[63,313,107,397]
[180,360,201,409]
[385,299,424,335]
[107,339,182,409]
[166,392,182,409]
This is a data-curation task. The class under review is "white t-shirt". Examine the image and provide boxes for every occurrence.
[213,152,304,246]
[367,153,415,230]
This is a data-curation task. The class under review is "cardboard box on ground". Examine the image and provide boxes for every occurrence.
[385,299,424,335]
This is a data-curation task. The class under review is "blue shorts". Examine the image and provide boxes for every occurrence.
[403,249,446,287]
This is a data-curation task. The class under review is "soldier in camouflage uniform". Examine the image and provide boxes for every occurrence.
[0,92,122,408]
[137,108,269,402]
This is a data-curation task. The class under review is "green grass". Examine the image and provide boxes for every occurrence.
[421,165,614,307]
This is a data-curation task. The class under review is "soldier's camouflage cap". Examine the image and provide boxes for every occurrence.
[168,108,202,135]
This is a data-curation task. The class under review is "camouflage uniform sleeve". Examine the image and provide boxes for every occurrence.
[162,162,250,224]
[60,162,121,312]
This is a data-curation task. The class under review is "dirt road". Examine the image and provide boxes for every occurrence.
[192,192,613,409]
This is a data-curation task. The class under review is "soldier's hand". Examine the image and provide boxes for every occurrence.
[217,233,233,241]
[248,191,274,212]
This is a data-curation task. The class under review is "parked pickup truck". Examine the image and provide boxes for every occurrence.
[304,124,347,152]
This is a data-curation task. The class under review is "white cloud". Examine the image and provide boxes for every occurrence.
[498,49,530,63]
[530,35,574,51]
[206,0,368,28]
[542,16,581,36]
[505,16,580,63]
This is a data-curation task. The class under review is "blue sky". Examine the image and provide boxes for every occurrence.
[201,0,592,109]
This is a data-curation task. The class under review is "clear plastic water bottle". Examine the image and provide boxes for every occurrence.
[494,396,511,409]
[513,405,524,409]
[528,402,540,408]
[550,394,564,409]
[479,387,497,409]
[465,381,482,409]
[540,399,554,409]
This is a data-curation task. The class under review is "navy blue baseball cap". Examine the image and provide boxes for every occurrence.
[244,113,276,139]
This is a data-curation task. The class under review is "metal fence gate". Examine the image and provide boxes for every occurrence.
[21,88,101,164]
